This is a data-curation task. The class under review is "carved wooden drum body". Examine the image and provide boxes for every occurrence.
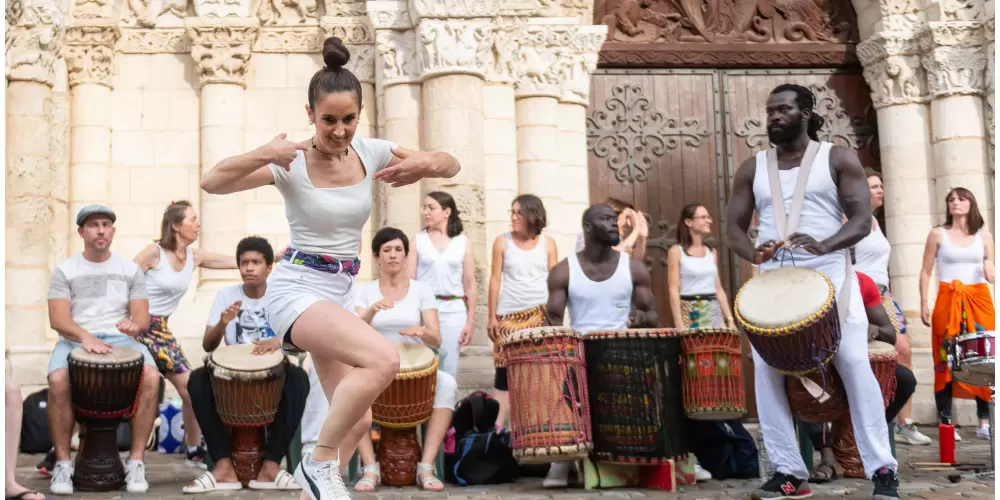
[207,344,287,486]
[68,346,144,492]
[678,327,746,420]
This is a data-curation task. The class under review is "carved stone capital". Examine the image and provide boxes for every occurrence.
[857,31,929,108]
[320,14,373,43]
[256,26,323,52]
[65,23,120,88]
[561,24,605,104]
[475,20,519,84]
[375,28,420,87]
[367,0,411,30]
[417,18,489,81]
[513,22,578,98]
[7,0,66,85]
[71,0,122,21]
[185,18,259,87]
[194,0,253,18]
[919,21,985,49]
[325,0,366,16]
[121,28,191,52]
[408,0,496,22]
[921,45,987,97]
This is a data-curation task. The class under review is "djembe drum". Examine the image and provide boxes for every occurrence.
[207,344,287,486]
[735,267,842,375]
[787,341,898,478]
[371,343,438,486]
[68,346,144,491]
[502,327,592,464]
[584,329,688,464]
[678,328,746,420]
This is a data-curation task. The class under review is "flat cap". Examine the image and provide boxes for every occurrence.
[76,204,117,226]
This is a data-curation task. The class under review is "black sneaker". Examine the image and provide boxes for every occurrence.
[185,445,208,469]
[871,467,900,499]
[36,448,56,477]
[751,472,813,499]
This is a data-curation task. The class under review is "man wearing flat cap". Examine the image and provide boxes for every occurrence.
[44,204,162,495]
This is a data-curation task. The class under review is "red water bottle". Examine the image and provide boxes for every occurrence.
[939,422,956,464]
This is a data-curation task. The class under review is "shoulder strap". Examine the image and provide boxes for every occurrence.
[765,140,821,239]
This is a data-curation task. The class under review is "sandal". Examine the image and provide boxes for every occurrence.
[181,471,242,494]
[248,469,301,490]
[810,461,838,484]
[416,463,444,491]
[6,490,45,500]
[354,463,380,492]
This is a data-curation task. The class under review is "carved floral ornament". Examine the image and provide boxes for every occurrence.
[186,21,259,86]
[64,24,120,87]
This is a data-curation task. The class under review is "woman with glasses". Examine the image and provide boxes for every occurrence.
[667,204,736,331]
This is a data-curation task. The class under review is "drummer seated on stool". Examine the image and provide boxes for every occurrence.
[46,204,160,495]
[807,269,917,483]
[182,237,308,493]
[351,227,457,492]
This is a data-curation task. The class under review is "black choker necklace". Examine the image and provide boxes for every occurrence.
[311,137,349,157]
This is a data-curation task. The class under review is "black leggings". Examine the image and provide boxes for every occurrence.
[494,367,508,391]
[810,364,917,450]
[935,381,991,424]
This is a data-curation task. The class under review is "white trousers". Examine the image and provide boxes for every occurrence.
[300,358,328,445]
[437,310,465,379]
[755,255,897,479]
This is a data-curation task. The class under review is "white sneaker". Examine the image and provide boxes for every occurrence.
[977,424,992,440]
[294,453,350,500]
[954,428,962,442]
[542,461,573,488]
[49,461,73,495]
[895,422,932,445]
[694,463,713,482]
[125,460,149,493]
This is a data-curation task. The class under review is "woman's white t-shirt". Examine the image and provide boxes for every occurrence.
[351,279,437,344]
[206,284,277,346]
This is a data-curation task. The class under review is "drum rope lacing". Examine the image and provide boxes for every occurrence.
[70,359,145,420]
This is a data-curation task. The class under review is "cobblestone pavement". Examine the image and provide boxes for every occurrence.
[14,427,994,499]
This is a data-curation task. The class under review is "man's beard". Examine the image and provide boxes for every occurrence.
[767,120,803,145]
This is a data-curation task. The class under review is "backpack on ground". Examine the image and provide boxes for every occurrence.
[444,391,519,486]
[20,389,52,454]
[686,418,760,480]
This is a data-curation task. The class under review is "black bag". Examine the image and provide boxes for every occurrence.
[686,419,760,480]
[443,391,518,485]
[450,391,498,440]
[20,389,52,453]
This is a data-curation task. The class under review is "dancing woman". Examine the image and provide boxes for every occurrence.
[667,204,736,330]
[854,170,929,445]
[919,187,994,440]
[486,194,558,428]
[199,36,460,500]
[133,200,237,467]
[408,191,475,379]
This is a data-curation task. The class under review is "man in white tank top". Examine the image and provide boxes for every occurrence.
[726,84,899,500]
[541,203,658,487]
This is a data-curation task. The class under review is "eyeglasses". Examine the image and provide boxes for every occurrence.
[507,210,522,218]
[690,215,712,220]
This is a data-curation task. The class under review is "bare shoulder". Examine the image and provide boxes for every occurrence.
[629,255,650,278]
[549,259,570,283]
[829,145,863,168]
[491,234,506,251]
[134,243,161,268]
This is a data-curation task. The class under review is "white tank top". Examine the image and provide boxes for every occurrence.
[753,142,849,271]
[497,233,550,315]
[567,251,632,334]
[677,245,717,296]
[415,230,467,313]
[936,228,987,284]
[854,217,891,287]
[146,245,194,316]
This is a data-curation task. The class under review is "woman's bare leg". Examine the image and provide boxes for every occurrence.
[420,409,452,464]
[165,371,202,447]
[6,374,44,499]
[894,333,914,423]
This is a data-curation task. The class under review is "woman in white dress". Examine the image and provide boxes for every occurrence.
[351,228,456,492]
[132,200,237,467]
[486,194,558,428]
[853,170,930,445]
[407,191,476,379]
[199,36,460,500]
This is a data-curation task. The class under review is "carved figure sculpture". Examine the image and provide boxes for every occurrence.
[256,0,317,25]
[883,56,919,99]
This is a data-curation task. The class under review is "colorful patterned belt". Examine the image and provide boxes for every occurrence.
[435,295,468,308]
[283,248,361,276]
[680,293,717,301]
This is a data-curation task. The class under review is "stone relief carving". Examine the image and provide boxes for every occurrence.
[921,46,987,97]
[72,0,120,20]
[562,25,606,103]
[375,29,419,86]
[367,0,411,29]
[875,0,923,31]
[538,0,590,19]
[7,0,25,56]
[7,0,66,85]
[513,24,578,97]
[256,26,323,51]
[122,0,188,28]
[409,0,497,20]
[344,42,375,83]
[255,0,318,25]
[121,27,191,51]
[322,15,373,43]
[186,22,259,86]
[325,0,365,16]
[64,25,119,87]
[474,22,519,83]
[857,32,928,108]
[586,83,710,183]
[193,0,251,17]
[417,19,486,79]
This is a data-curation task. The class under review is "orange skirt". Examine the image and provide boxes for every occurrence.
[932,280,994,402]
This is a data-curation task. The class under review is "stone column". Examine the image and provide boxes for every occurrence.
[920,21,992,221]
[187,19,259,287]
[6,0,66,384]
[65,23,120,253]
[981,16,994,206]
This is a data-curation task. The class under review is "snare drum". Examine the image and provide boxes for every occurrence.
[584,329,687,464]
[735,267,841,375]
[502,327,592,464]
[678,328,746,420]
[207,344,287,485]
[952,331,995,387]
[68,346,145,492]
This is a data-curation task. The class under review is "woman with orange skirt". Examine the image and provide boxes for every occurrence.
[919,187,995,440]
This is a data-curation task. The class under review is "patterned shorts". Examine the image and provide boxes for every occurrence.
[136,315,191,375]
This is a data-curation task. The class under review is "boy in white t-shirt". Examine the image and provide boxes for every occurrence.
[182,237,307,493]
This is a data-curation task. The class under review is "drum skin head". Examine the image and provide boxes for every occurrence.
[502,326,577,346]
[737,267,833,328]
[868,340,896,356]
[210,343,284,371]
[69,345,142,363]
[396,343,436,372]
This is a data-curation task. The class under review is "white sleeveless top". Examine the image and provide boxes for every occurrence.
[497,233,550,315]
[854,217,891,287]
[936,228,987,284]
[415,230,467,313]
[567,251,632,334]
[677,245,717,296]
[753,142,848,271]
[146,245,194,316]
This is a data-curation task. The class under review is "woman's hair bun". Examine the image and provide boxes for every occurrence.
[322,36,351,70]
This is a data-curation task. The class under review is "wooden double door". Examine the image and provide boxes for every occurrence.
[585,68,879,419]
